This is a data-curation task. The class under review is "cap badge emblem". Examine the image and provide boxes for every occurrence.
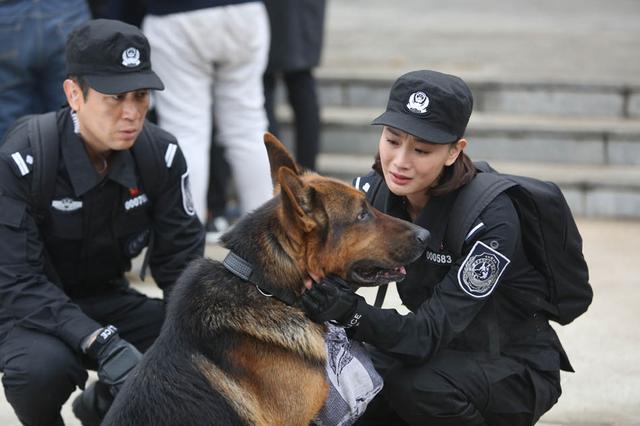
[121,47,141,68]
[406,91,430,114]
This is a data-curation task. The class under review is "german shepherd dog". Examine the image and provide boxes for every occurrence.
[104,134,429,426]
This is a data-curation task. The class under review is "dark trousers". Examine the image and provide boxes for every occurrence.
[264,69,321,170]
[207,133,231,218]
[355,349,561,426]
[0,287,165,426]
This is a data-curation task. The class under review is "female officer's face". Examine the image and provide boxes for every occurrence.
[64,79,150,154]
[378,126,466,210]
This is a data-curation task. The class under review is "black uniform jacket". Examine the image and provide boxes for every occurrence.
[0,108,205,351]
[352,178,572,373]
[264,0,326,72]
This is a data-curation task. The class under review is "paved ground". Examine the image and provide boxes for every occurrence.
[1,218,638,425]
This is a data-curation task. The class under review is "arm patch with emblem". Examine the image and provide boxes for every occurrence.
[181,170,196,216]
[457,241,510,298]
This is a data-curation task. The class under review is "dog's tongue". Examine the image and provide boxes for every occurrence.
[397,266,407,275]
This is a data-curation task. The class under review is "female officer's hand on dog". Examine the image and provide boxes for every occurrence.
[301,277,411,351]
[300,276,368,328]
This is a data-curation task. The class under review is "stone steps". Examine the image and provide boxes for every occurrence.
[275,73,640,218]
[315,153,640,219]
[276,96,640,218]
[316,71,640,119]
[282,106,640,165]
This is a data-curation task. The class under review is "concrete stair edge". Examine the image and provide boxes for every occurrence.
[315,153,640,219]
[310,73,640,120]
[316,68,640,91]
[306,106,640,136]
[316,153,640,190]
[278,105,640,167]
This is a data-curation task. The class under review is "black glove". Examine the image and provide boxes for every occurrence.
[300,276,366,328]
[85,325,142,396]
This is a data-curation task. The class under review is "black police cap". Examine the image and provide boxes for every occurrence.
[65,19,164,95]
[372,70,473,144]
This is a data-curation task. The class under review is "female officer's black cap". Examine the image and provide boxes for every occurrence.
[372,70,473,143]
[65,19,164,95]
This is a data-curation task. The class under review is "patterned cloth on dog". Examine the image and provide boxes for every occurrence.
[313,323,383,426]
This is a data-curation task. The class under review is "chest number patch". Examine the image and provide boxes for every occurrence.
[425,250,453,265]
[124,193,149,211]
[457,241,510,298]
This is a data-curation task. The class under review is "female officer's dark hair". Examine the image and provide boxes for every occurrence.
[372,144,476,197]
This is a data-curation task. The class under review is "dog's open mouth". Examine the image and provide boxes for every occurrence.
[348,261,408,286]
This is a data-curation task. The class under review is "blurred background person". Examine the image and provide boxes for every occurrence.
[263,0,326,171]
[206,125,234,242]
[0,0,91,140]
[142,0,273,223]
[87,0,147,26]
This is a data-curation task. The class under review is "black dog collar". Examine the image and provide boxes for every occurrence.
[223,251,299,306]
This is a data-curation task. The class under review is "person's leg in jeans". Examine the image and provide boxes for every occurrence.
[0,0,89,139]
[37,1,90,113]
[283,69,321,171]
[0,1,37,139]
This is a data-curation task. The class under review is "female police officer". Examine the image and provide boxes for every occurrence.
[0,20,205,425]
[301,70,572,425]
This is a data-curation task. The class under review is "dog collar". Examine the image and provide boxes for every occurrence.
[223,251,299,306]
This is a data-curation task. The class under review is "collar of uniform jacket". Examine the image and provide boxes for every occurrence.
[384,188,458,252]
[62,108,138,197]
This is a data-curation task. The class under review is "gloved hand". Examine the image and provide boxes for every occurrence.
[300,276,367,328]
[85,325,142,396]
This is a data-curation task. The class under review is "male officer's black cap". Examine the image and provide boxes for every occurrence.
[65,19,164,95]
[372,70,473,143]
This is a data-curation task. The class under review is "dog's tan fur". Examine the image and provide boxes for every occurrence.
[105,134,427,426]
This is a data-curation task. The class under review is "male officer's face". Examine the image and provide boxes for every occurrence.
[64,79,150,153]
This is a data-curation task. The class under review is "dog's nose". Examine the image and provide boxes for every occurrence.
[413,226,430,246]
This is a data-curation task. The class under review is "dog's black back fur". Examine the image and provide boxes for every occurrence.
[104,261,246,425]
[104,197,325,425]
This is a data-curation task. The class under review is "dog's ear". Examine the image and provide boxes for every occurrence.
[278,167,316,233]
[264,132,301,186]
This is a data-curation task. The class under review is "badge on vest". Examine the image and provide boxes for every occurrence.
[457,241,510,298]
[51,198,83,212]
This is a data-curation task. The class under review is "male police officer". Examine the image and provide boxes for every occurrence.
[0,19,205,425]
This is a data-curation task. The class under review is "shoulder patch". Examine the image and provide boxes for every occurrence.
[181,170,196,216]
[457,241,510,298]
[11,152,31,176]
[165,143,177,168]
[353,176,361,189]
